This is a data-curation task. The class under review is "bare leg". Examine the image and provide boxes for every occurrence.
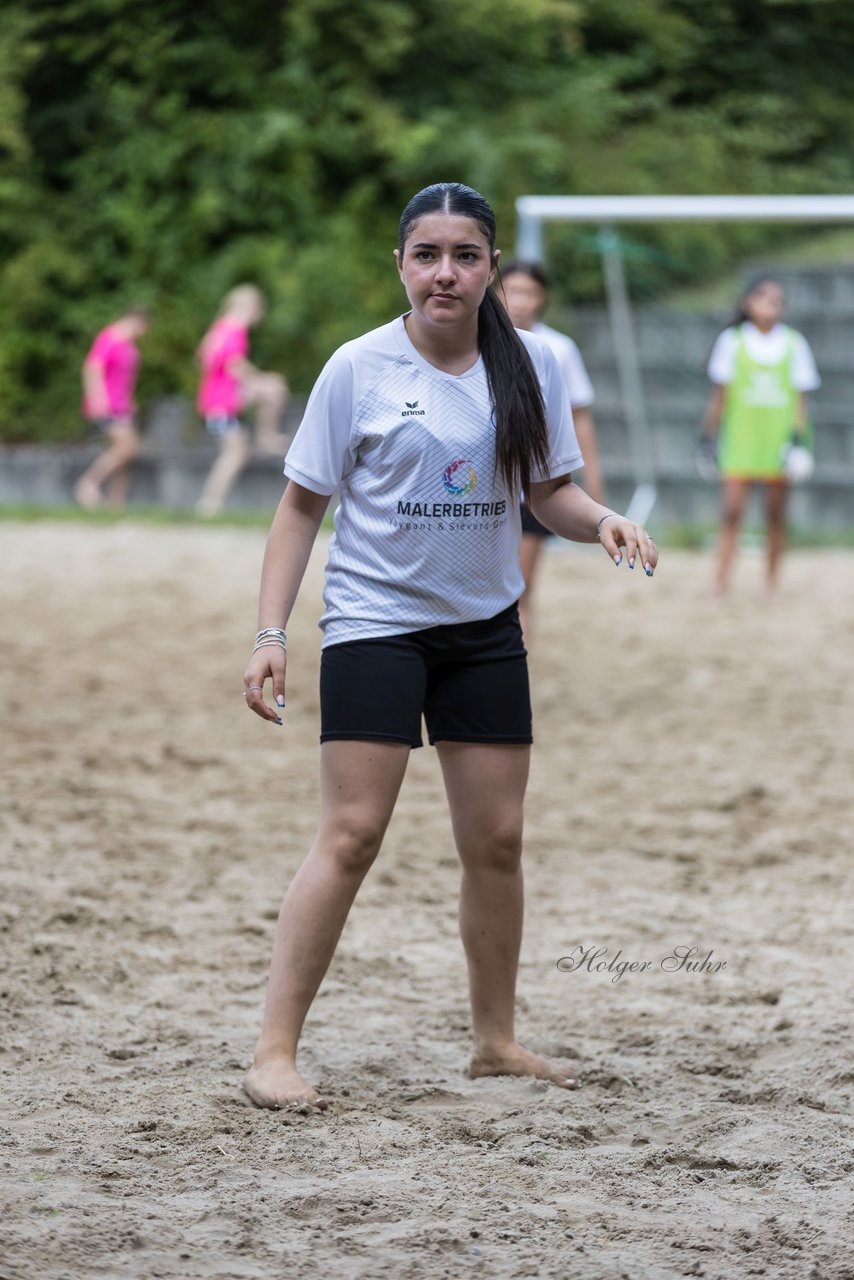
[195,427,250,518]
[104,435,139,508]
[104,465,132,509]
[764,480,789,595]
[74,423,140,510]
[572,407,604,505]
[436,742,580,1090]
[518,532,545,648]
[245,372,290,455]
[714,478,750,596]
[244,740,411,1110]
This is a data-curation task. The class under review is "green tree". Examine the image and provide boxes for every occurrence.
[1,0,853,440]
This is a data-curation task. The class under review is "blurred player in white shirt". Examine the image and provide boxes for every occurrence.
[500,260,603,643]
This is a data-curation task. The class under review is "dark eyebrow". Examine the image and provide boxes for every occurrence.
[410,241,484,251]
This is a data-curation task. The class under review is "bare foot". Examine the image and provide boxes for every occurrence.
[74,477,102,510]
[243,1058,328,1112]
[469,1041,581,1090]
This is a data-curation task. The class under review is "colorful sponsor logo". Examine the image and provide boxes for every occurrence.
[442,458,477,496]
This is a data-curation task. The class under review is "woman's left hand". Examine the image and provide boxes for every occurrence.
[597,516,658,577]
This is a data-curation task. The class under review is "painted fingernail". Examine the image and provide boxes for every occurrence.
[614,555,621,566]
[645,563,653,576]
[276,695,285,707]
[628,558,635,569]
[274,717,283,726]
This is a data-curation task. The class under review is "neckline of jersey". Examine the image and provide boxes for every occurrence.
[738,321,789,341]
[394,314,485,381]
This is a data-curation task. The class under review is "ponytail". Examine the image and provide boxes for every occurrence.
[479,284,550,495]
[398,182,551,497]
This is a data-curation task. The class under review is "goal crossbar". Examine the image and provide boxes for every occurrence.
[514,195,854,524]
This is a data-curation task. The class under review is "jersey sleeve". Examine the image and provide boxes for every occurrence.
[84,329,113,368]
[561,338,595,408]
[524,335,585,484]
[707,329,738,384]
[283,349,358,495]
[791,333,821,391]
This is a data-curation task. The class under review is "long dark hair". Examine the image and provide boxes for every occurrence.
[397,183,550,496]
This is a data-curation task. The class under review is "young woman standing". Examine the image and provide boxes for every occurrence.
[700,277,820,595]
[500,260,604,643]
[241,183,658,1112]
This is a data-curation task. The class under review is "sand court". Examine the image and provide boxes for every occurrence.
[1,522,852,1279]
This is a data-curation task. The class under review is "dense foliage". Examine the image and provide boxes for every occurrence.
[2,0,853,439]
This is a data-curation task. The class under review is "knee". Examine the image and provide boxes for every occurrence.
[458,820,524,875]
[262,374,287,405]
[225,430,250,460]
[116,433,140,461]
[721,502,742,530]
[766,495,787,528]
[321,813,386,877]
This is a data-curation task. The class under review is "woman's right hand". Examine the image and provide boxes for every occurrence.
[243,647,287,725]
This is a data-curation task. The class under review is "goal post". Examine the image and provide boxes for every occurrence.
[514,195,854,525]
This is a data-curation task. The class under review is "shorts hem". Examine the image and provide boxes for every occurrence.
[320,730,421,749]
[205,414,244,437]
[721,471,788,484]
[428,733,533,746]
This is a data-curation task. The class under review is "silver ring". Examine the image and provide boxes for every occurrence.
[244,686,264,697]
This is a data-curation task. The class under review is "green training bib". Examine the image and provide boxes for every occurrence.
[718,326,806,479]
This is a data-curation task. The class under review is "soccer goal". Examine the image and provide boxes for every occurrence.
[514,195,854,524]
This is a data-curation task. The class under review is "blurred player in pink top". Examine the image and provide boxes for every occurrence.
[195,285,289,517]
[75,304,149,509]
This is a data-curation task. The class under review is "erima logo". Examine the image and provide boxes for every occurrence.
[402,399,426,416]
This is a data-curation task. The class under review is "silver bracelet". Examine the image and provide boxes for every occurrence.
[253,627,287,654]
[596,512,618,540]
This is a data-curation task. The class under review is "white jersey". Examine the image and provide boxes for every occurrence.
[707,322,820,390]
[284,314,584,646]
[533,322,595,407]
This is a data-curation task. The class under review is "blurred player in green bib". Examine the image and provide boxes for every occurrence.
[698,277,819,596]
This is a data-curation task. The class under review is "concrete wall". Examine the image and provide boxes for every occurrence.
[2,264,853,527]
[0,398,301,515]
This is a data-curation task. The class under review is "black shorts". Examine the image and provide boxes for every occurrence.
[319,602,531,749]
[520,503,554,539]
